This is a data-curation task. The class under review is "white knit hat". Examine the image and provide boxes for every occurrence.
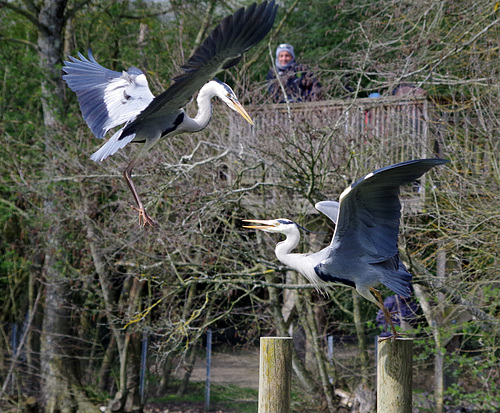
[275,43,295,60]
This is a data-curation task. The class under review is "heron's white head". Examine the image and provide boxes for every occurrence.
[242,219,297,234]
[210,79,253,125]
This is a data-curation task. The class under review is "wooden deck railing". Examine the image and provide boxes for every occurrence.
[230,96,431,160]
[227,96,434,214]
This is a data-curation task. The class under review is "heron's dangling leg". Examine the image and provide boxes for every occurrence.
[123,161,158,228]
[369,287,401,341]
[356,286,400,341]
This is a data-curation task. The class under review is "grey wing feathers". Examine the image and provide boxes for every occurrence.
[135,1,277,120]
[62,49,154,139]
[333,159,448,261]
[315,201,340,224]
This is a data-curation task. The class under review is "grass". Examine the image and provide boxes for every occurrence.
[149,380,258,413]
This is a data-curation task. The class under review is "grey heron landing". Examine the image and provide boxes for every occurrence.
[244,158,448,339]
[63,1,277,227]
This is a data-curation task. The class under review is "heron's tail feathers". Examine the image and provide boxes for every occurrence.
[90,128,136,162]
[377,258,413,298]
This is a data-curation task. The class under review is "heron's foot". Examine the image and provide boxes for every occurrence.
[130,204,159,229]
[378,331,408,342]
[378,331,410,354]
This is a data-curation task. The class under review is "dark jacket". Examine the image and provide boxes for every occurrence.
[267,63,321,103]
[376,295,419,336]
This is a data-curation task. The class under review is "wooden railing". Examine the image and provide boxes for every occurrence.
[227,96,434,214]
[230,96,430,160]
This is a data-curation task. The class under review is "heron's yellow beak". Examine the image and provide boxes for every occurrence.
[242,219,275,229]
[233,101,254,125]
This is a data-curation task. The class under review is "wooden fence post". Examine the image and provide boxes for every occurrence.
[258,337,292,413]
[377,338,413,413]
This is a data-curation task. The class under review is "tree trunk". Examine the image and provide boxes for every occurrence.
[433,243,447,413]
[352,290,369,382]
[27,263,43,389]
[157,356,174,395]
[176,343,198,396]
[264,274,318,395]
[41,274,100,413]
[413,284,444,413]
[36,0,99,411]
[99,335,118,391]
[124,332,144,412]
[295,288,337,412]
[107,279,145,413]
[176,284,201,396]
[82,188,145,412]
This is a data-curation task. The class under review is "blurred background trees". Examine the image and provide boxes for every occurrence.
[0,0,498,412]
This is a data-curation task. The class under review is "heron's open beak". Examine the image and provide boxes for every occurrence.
[242,219,275,229]
[233,101,254,125]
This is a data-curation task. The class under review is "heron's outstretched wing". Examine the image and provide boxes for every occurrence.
[315,201,340,224]
[330,159,448,262]
[132,1,277,122]
[62,50,155,139]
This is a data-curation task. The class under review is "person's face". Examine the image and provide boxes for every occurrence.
[278,51,293,66]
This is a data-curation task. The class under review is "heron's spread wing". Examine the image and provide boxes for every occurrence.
[133,1,277,122]
[62,50,155,139]
[315,201,340,224]
[331,159,448,262]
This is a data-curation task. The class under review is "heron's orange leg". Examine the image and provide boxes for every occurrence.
[370,287,405,341]
[123,167,158,229]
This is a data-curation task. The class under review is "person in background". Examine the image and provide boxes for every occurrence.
[392,83,426,97]
[267,43,322,103]
[376,293,419,337]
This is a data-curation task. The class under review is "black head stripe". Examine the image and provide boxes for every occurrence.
[296,222,328,235]
[276,219,328,235]
[213,78,233,95]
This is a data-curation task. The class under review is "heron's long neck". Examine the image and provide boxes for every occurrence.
[275,227,326,291]
[186,83,214,132]
[275,228,303,271]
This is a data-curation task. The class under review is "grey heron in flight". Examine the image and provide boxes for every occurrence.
[244,159,448,339]
[63,1,277,227]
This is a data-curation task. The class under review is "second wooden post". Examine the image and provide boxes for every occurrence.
[258,337,293,413]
